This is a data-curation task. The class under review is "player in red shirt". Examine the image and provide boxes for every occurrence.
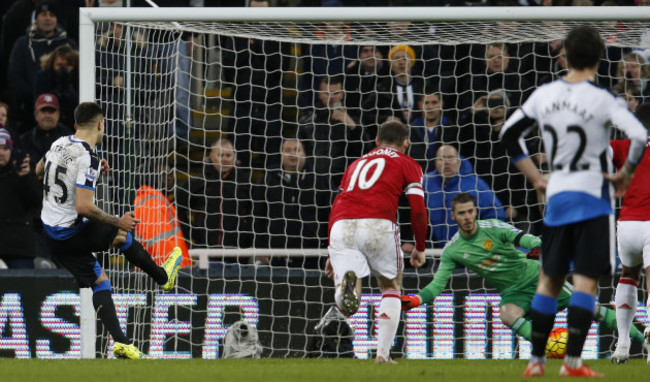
[325,120,428,364]
[610,103,650,364]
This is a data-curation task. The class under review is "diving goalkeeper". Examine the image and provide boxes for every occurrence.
[402,192,647,346]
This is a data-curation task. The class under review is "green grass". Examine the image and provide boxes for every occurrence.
[0,358,648,382]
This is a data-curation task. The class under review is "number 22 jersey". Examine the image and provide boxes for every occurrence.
[503,80,647,226]
[329,146,424,225]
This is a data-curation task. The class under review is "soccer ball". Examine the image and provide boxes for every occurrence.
[546,327,568,359]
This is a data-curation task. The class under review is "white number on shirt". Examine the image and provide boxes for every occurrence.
[346,158,386,191]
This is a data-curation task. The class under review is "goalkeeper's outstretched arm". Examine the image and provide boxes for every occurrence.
[402,252,456,311]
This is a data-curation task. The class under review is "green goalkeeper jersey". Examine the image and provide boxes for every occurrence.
[418,219,542,304]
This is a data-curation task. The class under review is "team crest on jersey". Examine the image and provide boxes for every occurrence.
[86,168,98,182]
[483,240,494,251]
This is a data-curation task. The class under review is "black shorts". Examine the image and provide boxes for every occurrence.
[46,221,118,288]
[541,215,615,278]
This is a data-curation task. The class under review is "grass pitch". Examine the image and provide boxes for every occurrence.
[1,358,648,382]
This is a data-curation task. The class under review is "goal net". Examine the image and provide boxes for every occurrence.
[81,7,650,360]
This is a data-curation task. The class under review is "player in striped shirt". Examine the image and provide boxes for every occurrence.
[500,26,647,377]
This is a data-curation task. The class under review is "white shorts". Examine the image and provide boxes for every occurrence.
[617,220,650,269]
[328,218,403,286]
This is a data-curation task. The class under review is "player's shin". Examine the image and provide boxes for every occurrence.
[92,281,129,344]
[614,277,639,348]
[564,292,596,369]
[376,289,401,361]
[529,293,558,364]
[119,233,167,285]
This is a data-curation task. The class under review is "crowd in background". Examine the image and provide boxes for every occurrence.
[1,0,648,270]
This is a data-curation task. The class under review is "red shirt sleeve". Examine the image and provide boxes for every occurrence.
[407,193,428,252]
[610,139,630,170]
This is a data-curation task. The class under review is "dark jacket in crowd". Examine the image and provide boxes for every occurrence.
[0,162,42,259]
[34,67,79,129]
[297,107,364,193]
[7,24,76,132]
[176,165,253,259]
[17,123,73,168]
[252,162,329,268]
[458,111,528,213]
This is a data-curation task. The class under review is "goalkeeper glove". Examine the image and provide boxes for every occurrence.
[401,295,421,311]
[526,246,541,260]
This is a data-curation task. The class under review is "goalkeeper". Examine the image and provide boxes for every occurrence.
[402,192,646,346]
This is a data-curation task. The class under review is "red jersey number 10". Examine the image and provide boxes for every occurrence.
[346,157,386,191]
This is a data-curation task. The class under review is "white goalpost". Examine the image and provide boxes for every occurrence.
[79,6,650,360]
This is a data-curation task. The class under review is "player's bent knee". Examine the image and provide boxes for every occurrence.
[92,279,112,293]
[620,264,642,281]
[111,230,128,247]
[499,305,522,326]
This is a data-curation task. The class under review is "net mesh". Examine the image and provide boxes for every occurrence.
[92,18,650,359]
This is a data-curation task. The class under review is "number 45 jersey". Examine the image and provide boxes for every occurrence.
[41,135,101,239]
[329,146,424,226]
[502,80,647,226]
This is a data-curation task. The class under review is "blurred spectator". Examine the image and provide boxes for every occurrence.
[0,128,42,269]
[0,102,9,135]
[34,45,79,129]
[615,52,650,101]
[424,145,506,248]
[7,0,77,135]
[461,42,532,110]
[384,44,425,124]
[408,90,458,173]
[221,0,290,169]
[297,75,364,194]
[299,21,357,109]
[134,161,191,267]
[613,80,642,113]
[252,139,329,268]
[344,45,391,146]
[537,40,569,86]
[153,32,197,141]
[17,94,72,169]
[176,138,253,263]
[458,89,532,222]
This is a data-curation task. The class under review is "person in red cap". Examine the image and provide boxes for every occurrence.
[17,93,73,169]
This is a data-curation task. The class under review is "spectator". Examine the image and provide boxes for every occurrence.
[17,93,72,169]
[298,21,357,109]
[221,0,290,169]
[344,44,391,146]
[34,44,79,129]
[252,139,329,268]
[383,44,426,124]
[176,138,252,263]
[0,128,42,269]
[615,52,650,102]
[7,0,77,135]
[613,80,642,113]
[408,90,458,172]
[461,42,532,110]
[459,89,530,221]
[424,145,506,248]
[537,40,569,86]
[297,75,364,194]
[134,162,191,268]
[0,102,9,135]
